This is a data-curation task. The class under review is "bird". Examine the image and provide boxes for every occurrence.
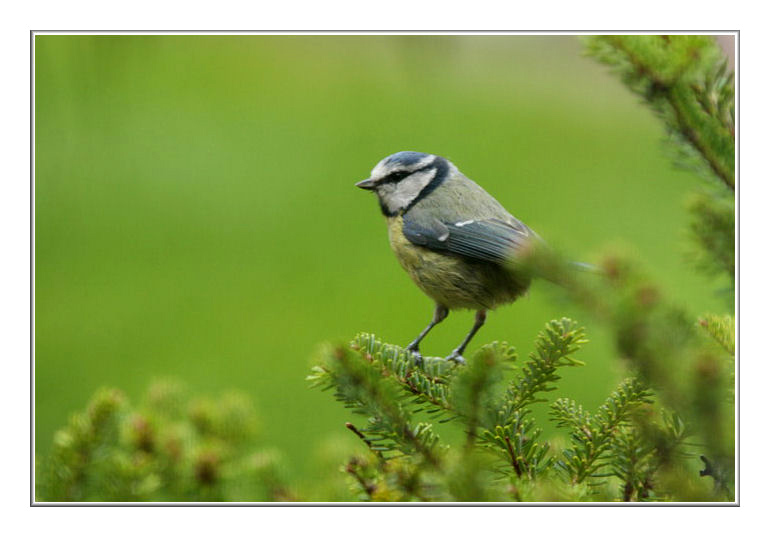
[356,151,541,366]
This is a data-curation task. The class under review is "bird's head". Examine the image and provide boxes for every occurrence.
[356,151,451,216]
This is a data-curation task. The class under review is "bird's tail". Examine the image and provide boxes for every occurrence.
[569,261,602,274]
[510,241,602,284]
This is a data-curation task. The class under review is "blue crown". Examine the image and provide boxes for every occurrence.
[384,151,430,167]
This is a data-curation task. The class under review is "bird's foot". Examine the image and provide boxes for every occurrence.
[445,350,467,366]
[406,344,423,367]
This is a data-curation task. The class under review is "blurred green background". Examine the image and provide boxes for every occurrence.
[34,35,724,493]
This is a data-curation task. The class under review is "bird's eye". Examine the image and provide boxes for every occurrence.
[387,171,410,183]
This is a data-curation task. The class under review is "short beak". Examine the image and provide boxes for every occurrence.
[355,178,376,190]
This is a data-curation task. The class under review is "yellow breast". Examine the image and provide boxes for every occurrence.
[386,216,528,310]
[387,216,425,271]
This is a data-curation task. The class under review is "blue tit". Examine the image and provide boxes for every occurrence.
[356,151,539,365]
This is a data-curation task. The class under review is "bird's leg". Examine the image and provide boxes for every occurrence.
[406,304,449,364]
[446,310,487,365]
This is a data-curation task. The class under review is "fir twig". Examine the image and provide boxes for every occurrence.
[585,35,735,190]
[552,378,652,485]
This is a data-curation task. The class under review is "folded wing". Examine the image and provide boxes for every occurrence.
[402,213,532,264]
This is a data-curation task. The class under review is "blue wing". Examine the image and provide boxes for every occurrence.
[402,213,532,264]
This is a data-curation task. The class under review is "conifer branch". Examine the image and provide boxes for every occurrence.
[698,314,735,356]
[585,35,735,191]
[611,426,656,501]
[501,318,588,419]
[475,319,587,478]
[524,244,734,486]
[351,332,456,413]
[552,378,652,485]
[345,456,378,499]
[450,342,517,446]
[687,193,735,285]
[37,381,291,502]
[309,343,443,466]
[608,410,691,501]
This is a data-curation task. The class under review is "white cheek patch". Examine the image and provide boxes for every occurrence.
[380,167,437,213]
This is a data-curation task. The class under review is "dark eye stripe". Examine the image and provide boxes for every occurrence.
[374,170,411,186]
[387,170,411,182]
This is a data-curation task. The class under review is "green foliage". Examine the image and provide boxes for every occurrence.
[687,193,735,282]
[308,339,445,466]
[607,409,690,502]
[699,313,735,356]
[584,35,735,299]
[584,35,734,191]
[503,318,587,413]
[310,319,722,501]
[482,319,587,480]
[522,245,735,496]
[36,380,293,502]
[551,378,652,484]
